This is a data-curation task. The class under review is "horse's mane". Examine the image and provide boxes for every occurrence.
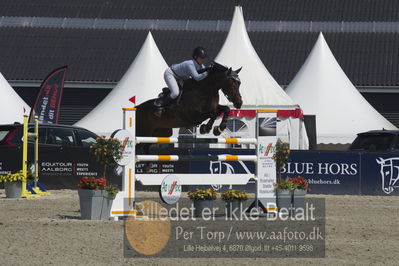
[184,61,226,86]
[210,61,228,72]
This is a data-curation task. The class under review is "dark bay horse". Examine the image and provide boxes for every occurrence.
[136,63,243,140]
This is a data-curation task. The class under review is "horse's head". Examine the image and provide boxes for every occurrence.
[209,62,243,109]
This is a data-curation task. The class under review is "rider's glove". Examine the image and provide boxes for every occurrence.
[198,67,211,74]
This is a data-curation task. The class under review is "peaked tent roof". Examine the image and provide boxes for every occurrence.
[285,33,397,144]
[75,32,167,135]
[215,6,296,108]
[0,71,30,124]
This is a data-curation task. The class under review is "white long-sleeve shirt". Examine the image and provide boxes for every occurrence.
[170,59,208,81]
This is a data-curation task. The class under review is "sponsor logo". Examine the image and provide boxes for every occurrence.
[160,175,182,204]
[258,143,275,157]
[121,137,134,152]
[112,129,135,166]
[121,137,129,152]
[376,157,399,194]
[282,162,358,176]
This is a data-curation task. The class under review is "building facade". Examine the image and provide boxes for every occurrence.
[0,0,398,126]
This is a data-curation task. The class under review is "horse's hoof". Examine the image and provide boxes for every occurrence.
[213,126,223,136]
[199,124,210,134]
[199,124,206,134]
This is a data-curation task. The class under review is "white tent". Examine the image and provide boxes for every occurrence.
[204,6,308,149]
[0,72,30,124]
[285,33,397,144]
[75,32,168,135]
[215,6,296,108]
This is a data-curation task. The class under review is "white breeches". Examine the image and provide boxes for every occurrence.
[164,68,180,99]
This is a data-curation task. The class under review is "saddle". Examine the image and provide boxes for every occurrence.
[153,86,183,117]
[154,86,183,108]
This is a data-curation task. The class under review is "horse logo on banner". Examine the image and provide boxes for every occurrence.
[209,155,252,191]
[376,157,399,194]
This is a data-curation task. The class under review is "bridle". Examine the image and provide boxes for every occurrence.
[230,74,241,84]
[222,71,241,103]
[208,62,241,103]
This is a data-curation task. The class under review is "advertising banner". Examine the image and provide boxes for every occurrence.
[256,111,277,209]
[361,153,399,196]
[281,151,361,195]
[29,66,67,124]
[0,146,118,189]
[1,145,397,195]
[37,146,106,189]
[0,147,21,175]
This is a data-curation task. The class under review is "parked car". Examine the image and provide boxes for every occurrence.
[0,123,98,147]
[348,130,399,152]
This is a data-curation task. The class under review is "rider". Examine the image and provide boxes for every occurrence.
[154,46,210,109]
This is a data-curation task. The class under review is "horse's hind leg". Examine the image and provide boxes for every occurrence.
[213,105,230,136]
[199,116,216,134]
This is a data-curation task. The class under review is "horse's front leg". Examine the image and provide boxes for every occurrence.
[213,105,230,136]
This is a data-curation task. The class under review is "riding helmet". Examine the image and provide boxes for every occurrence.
[192,46,207,59]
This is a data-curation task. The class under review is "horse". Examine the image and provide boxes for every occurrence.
[136,62,243,141]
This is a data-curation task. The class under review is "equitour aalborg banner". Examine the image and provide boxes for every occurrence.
[29,66,68,123]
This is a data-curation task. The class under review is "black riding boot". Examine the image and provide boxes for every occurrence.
[154,94,174,107]
[154,95,174,117]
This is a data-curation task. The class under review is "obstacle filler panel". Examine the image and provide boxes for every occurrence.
[136,174,255,186]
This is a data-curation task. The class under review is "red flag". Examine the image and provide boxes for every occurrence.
[129,96,136,105]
